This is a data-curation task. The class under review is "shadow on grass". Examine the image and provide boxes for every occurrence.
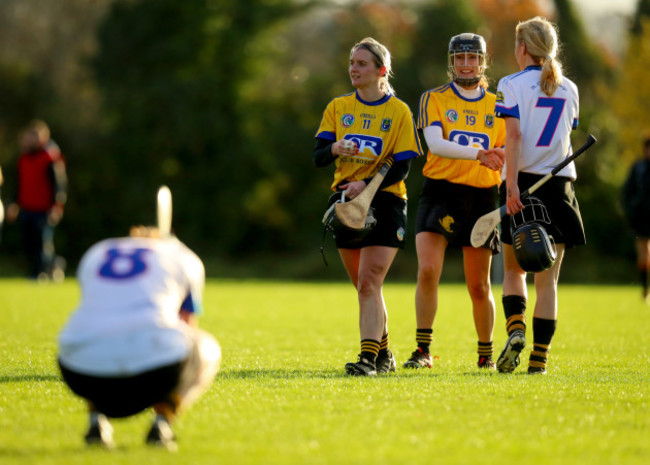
[0,374,61,383]
[0,447,86,458]
[2,370,532,383]
[221,368,351,380]
[219,366,543,380]
[0,444,142,458]
[461,370,530,377]
[219,367,453,380]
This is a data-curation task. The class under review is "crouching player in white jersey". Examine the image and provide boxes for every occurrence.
[57,226,221,450]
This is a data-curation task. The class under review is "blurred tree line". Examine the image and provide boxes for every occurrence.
[0,0,648,282]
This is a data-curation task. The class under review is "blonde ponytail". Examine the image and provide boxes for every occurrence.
[540,57,563,96]
[516,17,564,96]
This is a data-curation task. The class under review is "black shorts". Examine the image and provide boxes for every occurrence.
[58,359,186,418]
[415,178,501,253]
[628,213,650,238]
[499,172,586,247]
[326,190,407,249]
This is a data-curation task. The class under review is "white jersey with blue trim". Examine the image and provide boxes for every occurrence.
[58,236,205,375]
[495,65,579,180]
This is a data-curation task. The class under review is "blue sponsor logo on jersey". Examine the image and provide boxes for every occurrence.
[449,130,489,149]
[341,114,355,128]
[446,109,459,123]
[345,134,384,157]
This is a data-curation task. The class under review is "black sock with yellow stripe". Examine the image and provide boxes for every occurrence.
[416,328,433,353]
[502,295,527,336]
[360,339,380,364]
[478,341,493,359]
[378,333,389,355]
[529,317,556,371]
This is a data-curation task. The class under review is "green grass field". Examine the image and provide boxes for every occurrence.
[0,278,648,464]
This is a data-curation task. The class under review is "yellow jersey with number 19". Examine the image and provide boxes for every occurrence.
[417,83,505,188]
[316,91,422,199]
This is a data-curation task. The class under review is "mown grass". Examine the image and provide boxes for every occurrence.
[0,279,647,465]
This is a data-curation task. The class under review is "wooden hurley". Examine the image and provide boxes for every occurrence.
[157,185,173,238]
[334,161,392,230]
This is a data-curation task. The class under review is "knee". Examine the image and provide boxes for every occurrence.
[197,331,221,373]
[467,281,491,302]
[357,266,386,298]
[357,279,380,299]
[504,268,526,284]
[417,264,439,286]
[534,275,559,295]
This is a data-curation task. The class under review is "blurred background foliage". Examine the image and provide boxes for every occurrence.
[0,0,648,282]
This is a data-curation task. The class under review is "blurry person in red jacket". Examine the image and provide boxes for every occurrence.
[6,123,67,281]
[31,119,65,163]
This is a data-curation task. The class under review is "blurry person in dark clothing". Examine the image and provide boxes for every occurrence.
[0,164,4,240]
[622,136,650,303]
[6,124,67,281]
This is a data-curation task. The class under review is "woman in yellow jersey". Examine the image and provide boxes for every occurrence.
[313,37,422,376]
[403,33,505,370]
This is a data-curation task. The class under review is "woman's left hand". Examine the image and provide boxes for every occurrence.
[338,180,367,199]
[506,183,524,215]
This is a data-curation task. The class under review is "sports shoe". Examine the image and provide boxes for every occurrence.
[496,330,526,373]
[375,349,396,374]
[403,347,433,369]
[527,366,547,375]
[477,356,496,370]
[146,418,177,451]
[84,413,114,449]
[345,355,377,376]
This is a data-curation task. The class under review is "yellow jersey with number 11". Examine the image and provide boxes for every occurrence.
[316,91,422,199]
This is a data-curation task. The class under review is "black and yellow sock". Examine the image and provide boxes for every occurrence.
[360,339,380,364]
[503,295,527,335]
[378,333,389,355]
[478,341,493,359]
[529,317,557,371]
[416,328,433,353]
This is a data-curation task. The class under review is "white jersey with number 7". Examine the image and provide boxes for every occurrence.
[495,65,579,181]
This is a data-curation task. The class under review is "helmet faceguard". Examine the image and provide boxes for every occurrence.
[448,33,487,87]
[510,197,556,273]
[510,196,551,231]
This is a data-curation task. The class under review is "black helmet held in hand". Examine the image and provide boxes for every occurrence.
[510,197,556,273]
